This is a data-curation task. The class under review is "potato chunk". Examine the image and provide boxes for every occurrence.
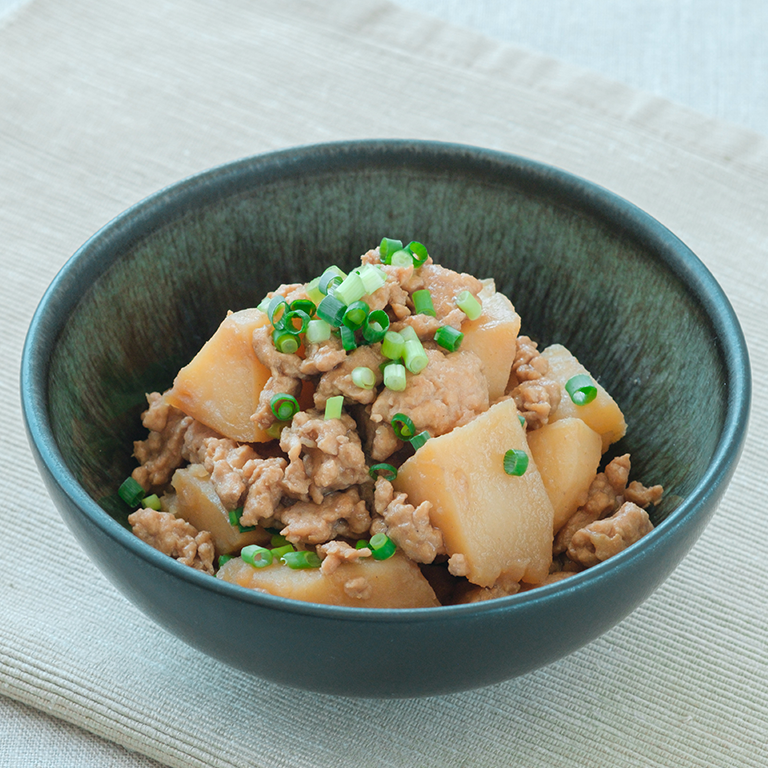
[393,398,554,588]
[217,551,439,608]
[166,308,272,442]
[460,281,521,401]
[542,344,627,452]
[171,465,268,555]
[527,418,602,534]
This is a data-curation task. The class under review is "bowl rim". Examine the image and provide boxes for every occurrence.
[20,138,752,623]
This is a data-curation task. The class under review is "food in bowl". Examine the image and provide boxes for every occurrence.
[119,238,662,608]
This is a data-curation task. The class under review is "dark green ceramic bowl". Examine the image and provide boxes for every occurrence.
[21,140,750,697]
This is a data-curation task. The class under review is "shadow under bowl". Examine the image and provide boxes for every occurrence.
[21,140,750,697]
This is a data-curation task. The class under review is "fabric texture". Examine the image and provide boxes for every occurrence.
[1,0,766,766]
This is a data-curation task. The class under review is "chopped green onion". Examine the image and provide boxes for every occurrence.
[266,422,287,440]
[405,241,429,267]
[289,299,316,317]
[324,395,344,420]
[256,296,271,313]
[565,374,598,406]
[272,328,300,354]
[282,308,311,335]
[142,493,162,511]
[218,554,233,568]
[355,539,370,550]
[358,263,387,294]
[369,463,398,481]
[270,393,300,421]
[342,300,370,330]
[369,532,396,561]
[305,276,324,305]
[340,325,357,352]
[433,325,463,352]
[319,266,346,295]
[118,476,145,508]
[270,543,295,559]
[228,507,257,532]
[390,249,414,267]
[412,289,436,317]
[518,414,526,427]
[381,330,405,360]
[398,325,419,344]
[267,294,288,327]
[351,366,376,390]
[455,290,483,320]
[503,449,529,476]
[335,271,366,306]
[383,363,406,391]
[362,309,390,343]
[403,338,428,374]
[305,318,332,344]
[270,533,289,547]
[281,550,322,569]
[241,545,274,569]
[316,293,347,326]
[379,237,403,264]
[409,431,430,451]
[391,413,416,440]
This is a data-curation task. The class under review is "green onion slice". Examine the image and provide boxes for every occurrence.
[270,533,289,547]
[434,325,463,352]
[335,271,366,306]
[398,324,419,343]
[272,328,300,354]
[355,539,370,550]
[340,325,357,351]
[381,330,405,360]
[218,554,233,568]
[518,414,526,427]
[282,308,311,335]
[281,550,322,569]
[369,463,398,482]
[358,263,387,294]
[305,318,332,344]
[289,298,316,317]
[141,493,162,511]
[319,268,345,296]
[565,374,598,406]
[409,431,430,451]
[403,338,428,374]
[267,294,288,327]
[118,476,146,508]
[379,237,404,264]
[369,532,396,561]
[455,290,483,320]
[383,362,406,391]
[390,249,414,267]
[351,366,376,390]
[342,300,370,330]
[503,449,529,476]
[270,543,295,559]
[241,545,274,569]
[324,395,344,420]
[391,413,416,440]
[362,309,390,343]
[266,422,286,440]
[305,276,324,305]
[316,293,347,327]
[412,289,436,317]
[405,241,429,267]
[270,393,300,421]
[256,295,271,314]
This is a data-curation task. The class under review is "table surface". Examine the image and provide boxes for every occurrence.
[1,0,765,765]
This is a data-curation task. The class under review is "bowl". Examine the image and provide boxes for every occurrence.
[21,140,750,697]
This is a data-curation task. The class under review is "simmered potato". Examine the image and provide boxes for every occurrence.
[166,308,272,442]
[527,418,602,534]
[171,465,269,554]
[543,344,627,452]
[394,398,554,588]
[218,551,440,608]
[460,281,522,401]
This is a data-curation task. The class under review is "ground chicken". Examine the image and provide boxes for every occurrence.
[313,344,385,409]
[317,540,372,575]
[418,263,483,321]
[128,507,214,574]
[280,410,369,503]
[567,501,654,567]
[275,488,371,545]
[369,348,489,459]
[300,335,347,377]
[132,392,193,491]
[509,335,549,385]
[373,477,444,564]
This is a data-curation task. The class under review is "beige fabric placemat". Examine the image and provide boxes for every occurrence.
[1,0,766,766]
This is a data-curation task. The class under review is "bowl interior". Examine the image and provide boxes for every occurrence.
[46,142,727,532]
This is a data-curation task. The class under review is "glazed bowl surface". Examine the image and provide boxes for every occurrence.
[21,140,750,697]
